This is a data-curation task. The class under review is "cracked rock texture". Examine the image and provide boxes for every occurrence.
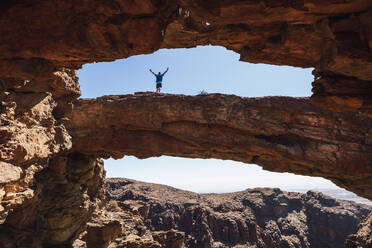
[1,0,372,82]
[74,178,372,248]
[0,0,372,247]
[68,93,372,200]
[0,73,105,247]
[346,212,372,248]
[0,76,73,225]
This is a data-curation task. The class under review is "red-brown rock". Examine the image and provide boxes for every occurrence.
[346,212,372,248]
[0,0,372,247]
[0,1,371,81]
[87,178,371,248]
[86,220,122,248]
[68,93,372,200]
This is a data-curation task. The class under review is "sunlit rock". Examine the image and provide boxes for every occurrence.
[0,0,371,246]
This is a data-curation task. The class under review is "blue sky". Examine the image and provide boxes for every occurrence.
[77,45,340,193]
[78,45,312,97]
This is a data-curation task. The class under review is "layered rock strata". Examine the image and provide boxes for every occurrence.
[68,93,372,200]
[75,178,372,248]
[0,0,372,247]
[1,1,371,81]
[1,0,372,115]
[0,74,105,247]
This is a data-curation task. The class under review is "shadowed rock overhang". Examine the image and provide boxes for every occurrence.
[1,0,371,116]
[1,0,372,246]
[68,93,372,200]
[1,0,372,81]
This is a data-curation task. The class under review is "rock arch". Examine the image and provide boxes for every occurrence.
[1,0,372,246]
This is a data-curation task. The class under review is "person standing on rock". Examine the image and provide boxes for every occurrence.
[149,67,169,93]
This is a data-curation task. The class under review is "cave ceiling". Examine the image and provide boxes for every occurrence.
[0,0,371,80]
[1,1,372,245]
[1,0,372,191]
[0,0,371,185]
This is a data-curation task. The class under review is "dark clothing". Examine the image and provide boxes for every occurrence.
[151,69,167,92]
[155,74,164,83]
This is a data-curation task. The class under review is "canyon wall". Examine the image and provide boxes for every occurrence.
[0,73,105,247]
[0,0,371,246]
[75,178,371,248]
[346,212,372,248]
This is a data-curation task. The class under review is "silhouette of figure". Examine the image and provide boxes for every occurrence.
[149,67,169,93]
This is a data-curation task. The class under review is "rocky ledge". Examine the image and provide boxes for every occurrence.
[75,178,371,248]
[68,93,372,200]
[1,0,372,246]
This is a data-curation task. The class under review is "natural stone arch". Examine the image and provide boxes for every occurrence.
[67,93,372,200]
[1,1,371,115]
[1,0,372,247]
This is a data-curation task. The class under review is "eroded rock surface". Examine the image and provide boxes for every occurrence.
[0,75,72,227]
[1,1,371,81]
[346,212,372,248]
[0,151,105,248]
[0,0,372,247]
[74,178,371,248]
[0,73,105,247]
[68,93,372,200]
[1,0,372,115]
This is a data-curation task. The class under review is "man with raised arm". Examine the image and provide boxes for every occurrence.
[149,67,169,93]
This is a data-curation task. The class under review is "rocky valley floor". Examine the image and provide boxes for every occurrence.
[74,178,372,248]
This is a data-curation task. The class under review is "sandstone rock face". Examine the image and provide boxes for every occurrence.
[1,0,372,247]
[0,75,72,228]
[311,71,372,118]
[0,73,105,247]
[86,219,122,248]
[76,178,371,248]
[68,93,372,200]
[346,212,372,248]
[0,152,106,247]
[0,1,371,82]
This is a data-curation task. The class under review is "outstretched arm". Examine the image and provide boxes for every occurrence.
[149,69,156,76]
[162,67,169,76]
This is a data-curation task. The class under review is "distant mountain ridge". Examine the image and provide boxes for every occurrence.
[289,188,372,206]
